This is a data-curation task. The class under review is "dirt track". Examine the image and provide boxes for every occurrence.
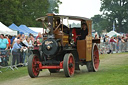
[1,53,128,85]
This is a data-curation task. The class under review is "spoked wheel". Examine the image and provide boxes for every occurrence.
[86,43,100,72]
[63,53,75,77]
[48,69,60,73]
[28,54,40,78]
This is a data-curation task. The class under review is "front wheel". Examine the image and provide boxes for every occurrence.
[28,54,40,78]
[63,53,75,77]
[86,43,100,72]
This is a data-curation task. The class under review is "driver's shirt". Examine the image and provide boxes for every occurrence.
[80,29,88,40]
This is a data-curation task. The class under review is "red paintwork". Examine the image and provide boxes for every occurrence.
[32,56,40,76]
[72,29,77,42]
[68,55,75,75]
[37,61,63,69]
[93,45,99,70]
[72,28,81,42]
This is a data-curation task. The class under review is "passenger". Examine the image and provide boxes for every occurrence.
[79,23,88,40]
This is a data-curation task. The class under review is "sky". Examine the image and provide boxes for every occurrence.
[59,0,102,18]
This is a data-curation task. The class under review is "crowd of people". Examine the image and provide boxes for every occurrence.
[98,34,128,54]
[0,32,43,67]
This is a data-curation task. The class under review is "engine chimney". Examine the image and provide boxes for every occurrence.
[47,13,54,35]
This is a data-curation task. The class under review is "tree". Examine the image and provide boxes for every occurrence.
[100,0,128,33]
[91,15,110,33]
[0,0,23,26]
[0,0,62,27]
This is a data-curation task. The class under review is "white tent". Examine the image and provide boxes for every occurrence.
[0,22,17,35]
[29,27,45,34]
[107,30,120,37]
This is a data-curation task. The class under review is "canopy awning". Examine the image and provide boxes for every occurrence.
[107,30,120,37]
[0,22,17,35]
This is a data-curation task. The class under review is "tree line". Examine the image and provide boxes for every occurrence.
[0,0,62,27]
[91,0,128,33]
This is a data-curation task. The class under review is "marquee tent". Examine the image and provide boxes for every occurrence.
[9,23,27,34]
[107,30,120,37]
[9,23,20,31]
[0,22,17,35]
[19,25,38,36]
[29,27,45,34]
[0,30,5,34]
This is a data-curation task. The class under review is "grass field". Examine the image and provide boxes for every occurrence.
[0,53,128,85]
[0,67,28,82]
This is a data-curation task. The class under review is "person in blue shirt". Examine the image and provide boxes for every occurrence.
[0,34,8,50]
[0,34,9,66]
[12,39,23,66]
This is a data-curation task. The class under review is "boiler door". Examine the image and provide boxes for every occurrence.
[42,38,59,56]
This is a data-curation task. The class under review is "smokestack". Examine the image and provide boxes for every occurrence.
[47,13,54,35]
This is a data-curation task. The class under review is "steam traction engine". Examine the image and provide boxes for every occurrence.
[27,13,100,78]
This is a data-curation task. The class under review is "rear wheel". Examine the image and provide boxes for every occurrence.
[48,69,60,73]
[63,53,75,77]
[28,54,40,78]
[86,43,100,72]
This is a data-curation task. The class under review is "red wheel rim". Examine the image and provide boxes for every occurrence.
[32,56,40,76]
[93,46,99,70]
[68,55,75,76]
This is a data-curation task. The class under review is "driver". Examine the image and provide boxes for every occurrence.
[79,23,88,40]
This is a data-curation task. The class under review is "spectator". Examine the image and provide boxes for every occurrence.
[30,35,35,45]
[107,37,116,54]
[26,37,33,57]
[94,34,98,39]
[0,34,8,50]
[0,34,8,66]
[19,35,28,64]
[5,35,11,49]
[14,34,21,43]
[124,36,127,52]
[22,37,33,56]
[12,34,21,47]
[103,34,107,42]
[116,36,119,53]
[121,37,125,52]
[10,35,15,45]
[36,32,43,43]
[110,37,116,43]
[36,39,42,46]
[21,34,26,40]
[34,39,42,50]
[26,37,33,48]
[12,39,23,66]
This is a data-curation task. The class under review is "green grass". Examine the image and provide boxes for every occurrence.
[0,67,28,82]
[0,53,128,85]
[46,65,128,85]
